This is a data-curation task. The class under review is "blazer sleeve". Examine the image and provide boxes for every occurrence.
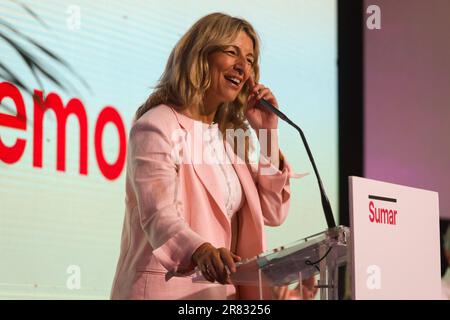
[251,131,298,227]
[128,117,206,274]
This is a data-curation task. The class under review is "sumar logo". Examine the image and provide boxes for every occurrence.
[368,195,398,225]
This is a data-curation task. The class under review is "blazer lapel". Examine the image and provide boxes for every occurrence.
[224,141,264,240]
[170,107,228,221]
[169,105,263,238]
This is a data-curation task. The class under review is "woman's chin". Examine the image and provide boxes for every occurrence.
[223,93,240,103]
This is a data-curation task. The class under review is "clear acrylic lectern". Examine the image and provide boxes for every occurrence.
[228,225,350,300]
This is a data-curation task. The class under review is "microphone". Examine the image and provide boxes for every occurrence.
[258,98,336,229]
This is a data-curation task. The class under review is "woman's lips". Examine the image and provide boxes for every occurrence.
[224,75,241,88]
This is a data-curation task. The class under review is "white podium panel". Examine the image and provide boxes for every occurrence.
[349,176,441,299]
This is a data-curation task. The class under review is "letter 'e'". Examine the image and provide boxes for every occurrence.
[0,82,27,164]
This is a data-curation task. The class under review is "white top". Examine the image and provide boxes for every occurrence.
[201,122,244,220]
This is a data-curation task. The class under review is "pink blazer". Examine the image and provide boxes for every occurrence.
[111,104,297,299]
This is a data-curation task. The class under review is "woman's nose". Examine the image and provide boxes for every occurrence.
[233,63,244,75]
[234,56,250,75]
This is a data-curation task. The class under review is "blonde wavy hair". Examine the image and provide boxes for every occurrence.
[135,12,261,159]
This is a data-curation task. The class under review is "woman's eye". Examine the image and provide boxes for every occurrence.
[247,59,254,65]
[226,50,237,55]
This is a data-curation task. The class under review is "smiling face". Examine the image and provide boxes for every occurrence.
[204,31,255,110]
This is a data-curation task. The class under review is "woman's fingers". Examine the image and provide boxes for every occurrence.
[195,247,219,282]
[210,254,228,284]
[212,249,241,284]
[302,276,317,291]
[201,263,215,282]
[277,286,289,300]
[220,249,237,273]
[247,82,279,109]
[231,252,242,263]
[194,245,242,284]
[272,285,289,300]
[256,87,270,100]
[202,251,231,284]
[301,276,318,299]
[206,259,220,281]
[252,84,263,93]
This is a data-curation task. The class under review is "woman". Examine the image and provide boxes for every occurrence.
[111,12,298,300]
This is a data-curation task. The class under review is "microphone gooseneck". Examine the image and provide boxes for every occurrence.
[259,98,336,229]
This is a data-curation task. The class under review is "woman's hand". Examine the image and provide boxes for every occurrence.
[245,76,279,131]
[271,276,318,300]
[300,275,319,300]
[192,242,241,284]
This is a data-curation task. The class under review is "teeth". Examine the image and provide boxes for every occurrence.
[225,76,241,85]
